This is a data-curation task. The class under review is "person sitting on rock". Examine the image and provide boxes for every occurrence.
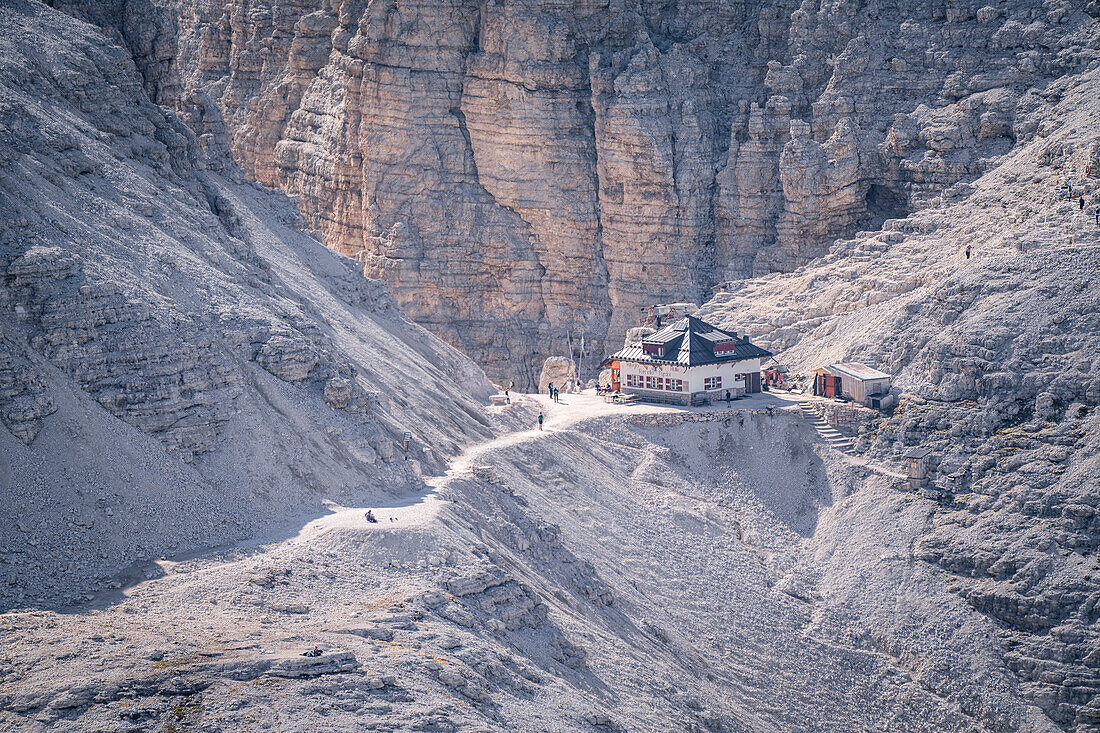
[366,510,377,523]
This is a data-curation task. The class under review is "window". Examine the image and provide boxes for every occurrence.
[627,373,683,391]
[704,376,722,391]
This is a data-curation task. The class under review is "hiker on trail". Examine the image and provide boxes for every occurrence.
[725,390,732,406]
[553,387,559,402]
[537,411,544,431]
[547,381,554,397]
[366,510,377,523]
[965,244,971,259]
[1095,208,1099,227]
[1080,197,1086,211]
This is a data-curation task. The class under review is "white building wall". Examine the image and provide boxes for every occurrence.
[619,362,692,393]
[620,358,761,396]
[685,358,761,393]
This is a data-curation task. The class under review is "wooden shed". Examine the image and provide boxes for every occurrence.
[820,363,892,407]
[905,447,934,489]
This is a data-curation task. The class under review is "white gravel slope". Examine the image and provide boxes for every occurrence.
[0,0,514,610]
[0,393,1062,732]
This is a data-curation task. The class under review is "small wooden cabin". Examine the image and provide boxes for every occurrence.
[905,447,933,489]
[815,363,892,407]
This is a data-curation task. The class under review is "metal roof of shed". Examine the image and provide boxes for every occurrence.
[828,362,891,381]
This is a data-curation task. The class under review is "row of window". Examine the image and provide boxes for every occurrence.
[702,374,753,391]
[624,372,754,391]
[625,374,684,391]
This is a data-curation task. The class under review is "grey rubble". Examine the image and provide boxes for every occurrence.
[0,0,503,612]
[1,1,1099,733]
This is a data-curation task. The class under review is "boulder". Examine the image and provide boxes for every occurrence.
[538,356,578,394]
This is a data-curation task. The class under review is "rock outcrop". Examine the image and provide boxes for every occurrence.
[698,62,1100,730]
[58,0,1094,385]
[0,338,55,444]
[537,356,577,395]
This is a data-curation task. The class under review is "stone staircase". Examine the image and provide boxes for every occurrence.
[798,402,855,453]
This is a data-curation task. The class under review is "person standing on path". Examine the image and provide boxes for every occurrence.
[537,411,544,431]
[1080,197,1085,211]
[725,390,731,407]
[547,381,554,398]
[965,244,971,259]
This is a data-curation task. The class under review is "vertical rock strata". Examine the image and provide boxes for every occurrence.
[139,0,1093,384]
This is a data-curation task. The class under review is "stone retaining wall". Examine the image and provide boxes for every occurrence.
[809,401,879,436]
[623,407,802,428]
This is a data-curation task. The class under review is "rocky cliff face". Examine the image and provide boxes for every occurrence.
[77,0,1094,386]
[698,55,1100,728]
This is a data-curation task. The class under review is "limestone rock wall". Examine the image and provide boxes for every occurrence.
[80,0,1095,386]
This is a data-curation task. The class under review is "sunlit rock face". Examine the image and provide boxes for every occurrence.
[85,0,1092,385]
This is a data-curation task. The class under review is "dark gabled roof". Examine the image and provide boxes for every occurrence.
[608,315,772,367]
